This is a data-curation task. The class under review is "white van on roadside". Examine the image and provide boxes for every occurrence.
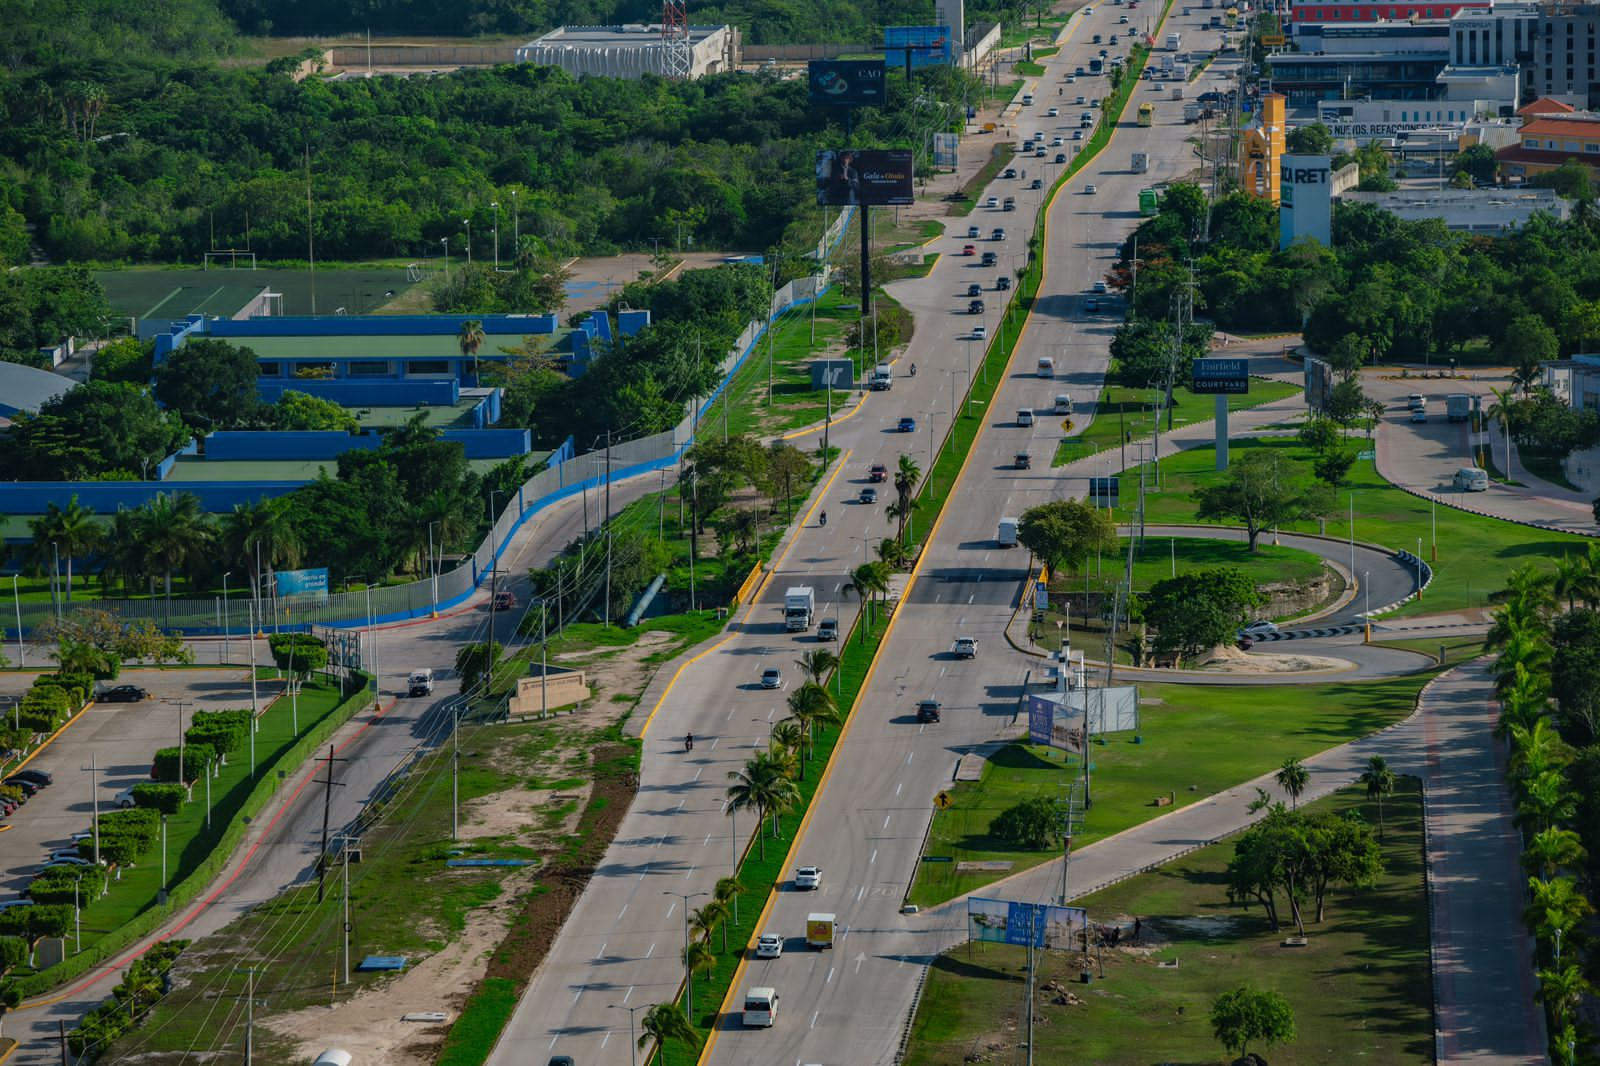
[1453,466,1489,492]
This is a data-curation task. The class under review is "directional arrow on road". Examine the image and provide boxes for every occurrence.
[854,951,867,974]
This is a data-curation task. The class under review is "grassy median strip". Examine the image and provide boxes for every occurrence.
[909,674,1432,907]
[1052,379,1303,466]
[903,782,1431,1065]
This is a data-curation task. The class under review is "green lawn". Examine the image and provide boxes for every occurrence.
[905,782,1432,1066]
[1111,436,1590,615]
[1053,379,1303,467]
[1050,536,1327,594]
[908,673,1432,907]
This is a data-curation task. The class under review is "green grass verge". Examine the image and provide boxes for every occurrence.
[908,672,1431,907]
[904,781,1431,1065]
[16,675,372,998]
[1111,436,1590,616]
[436,977,522,1066]
[1049,536,1327,596]
[1053,379,1302,466]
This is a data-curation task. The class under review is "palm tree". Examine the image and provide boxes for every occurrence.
[786,682,841,767]
[1275,757,1310,809]
[885,499,921,546]
[692,898,731,952]
[727,755,784,861]
[1525,876,1593,952]
[795,650,838,686]
[683,940,715,1019]
[770,720,805,765]
[1553,551,1598,612]
[1491,631,1552,701]
[219,497,302,604]
[876,536,910,571]
[892,453,921,542]
[99,509,149,595]
[28,495,102,604]
[1359,756,1397,842]
[639,1002,697,1065]
[136,492,214,603]
[458,319,486,380]
[715,875,745,927]
[843,562,890,638]
[1507,718,1568,786]
[1516,769,1577,835]
[1523,827,1586,882]
[1497,664,1553,738]
[1537,964,1592,1032]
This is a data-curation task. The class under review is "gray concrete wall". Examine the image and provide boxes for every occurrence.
[328,45,518,67]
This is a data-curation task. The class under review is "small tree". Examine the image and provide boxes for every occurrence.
[1211,985,1296,1060]
[639,1002,697,1064]
[1194,451,1332,552]
[1275,758,1310,809]
[989,797,1059,850]
[1017,499,1119,575]
[1359,755,1397,841]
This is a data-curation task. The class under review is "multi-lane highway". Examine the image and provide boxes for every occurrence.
[487,4,1260,1063]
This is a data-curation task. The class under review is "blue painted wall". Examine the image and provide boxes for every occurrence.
[0,482,301,515]
[208,313,558,338]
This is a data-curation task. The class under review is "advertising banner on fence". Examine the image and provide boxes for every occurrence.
[885,25,954,67]
[1029,693,1085,752]
[815,149,915,206]
[1029,688,1141,750]
[968,897,1088,948]
[808,60,888,106]
[274,567,330,602]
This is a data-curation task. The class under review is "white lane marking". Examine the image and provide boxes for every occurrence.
[694,768,704,782]
[710,736,720,750]
[968,594,975,604]
[596,941,607,959]
[855,952,866,974]
[939,666,947,678]
[618,904,629,920]
[549,1036,559,1049]
[768,707,777,721]
[639,866,650,881]
[826,966,835,985]
[726,708,735,720]
[811,1010,820,1029]
[624,985,634,1003]
[684,865,695,879]
[645,942,656,959]
[870,848,878,865]
[601,1031,611,1049]
[907,752,914,764]
[883,814,891,830]
[704,832,713,846]
[676,799,685,811]
[570,988,581,1004]
[895,782,903,797]
[665,902,677,920]
[856,885,866,902]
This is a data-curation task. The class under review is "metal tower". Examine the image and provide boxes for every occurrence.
[661,0,692,79]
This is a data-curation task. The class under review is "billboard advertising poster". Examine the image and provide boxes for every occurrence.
[816,149,915,206]
[1279,153,1332,250]
[968,897,1089,949]
[808,60,888,107]
[1191,357,1250,395]
[885,25,954,68]
[275,567,330,602]
[1030,689,1140,750]
[1029,693,1085,752]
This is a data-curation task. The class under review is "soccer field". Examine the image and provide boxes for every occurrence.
[96,265,423,320]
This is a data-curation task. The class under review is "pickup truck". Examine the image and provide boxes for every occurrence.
[952,637,978,659]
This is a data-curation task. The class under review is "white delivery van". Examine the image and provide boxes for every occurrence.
[1453,466,1489,492]
[743,986,780,1027]
[408,669,435,697]
[1022,92,1035,107]
[1055,393,1074,414]
[1017,409,1035,427]
[1037,357,1054,378]
[997,516,1020,547]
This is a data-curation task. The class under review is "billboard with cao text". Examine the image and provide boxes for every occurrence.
[808,60,888,107]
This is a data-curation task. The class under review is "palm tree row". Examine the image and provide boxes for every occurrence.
[1490,568,1593,1061]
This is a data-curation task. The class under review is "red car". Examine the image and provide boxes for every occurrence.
[869,463,888,483]
[962,244,977,256]
[492,590,516,610]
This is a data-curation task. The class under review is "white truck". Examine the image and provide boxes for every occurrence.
[784,586,816,632]
[1447,393,1472,422]
[407,669,435,697]
[870,362,893,391]
[1131,152,1149,173]
[1166,31,1182,50]
[1184,102,1203,122]
[997,516,1019,548]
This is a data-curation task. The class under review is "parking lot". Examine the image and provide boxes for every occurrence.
[2,668,280,900]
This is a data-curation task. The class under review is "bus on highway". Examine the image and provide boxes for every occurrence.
[1139,188,1159,215]
[1137,102,1154,126]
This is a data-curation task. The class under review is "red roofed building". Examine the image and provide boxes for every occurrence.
[1496,111,1600,179]
[1518,97,1576,115]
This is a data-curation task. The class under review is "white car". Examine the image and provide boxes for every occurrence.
[1238,620,1280,639]
[972,325,988,340]
[1084,184,1098,194]
[794,866,822,890]
[756,933,784,959]
[113,786,137,809]
[984,195,999,208]
[1050,136,1064,146]
[1046,106,1060,117]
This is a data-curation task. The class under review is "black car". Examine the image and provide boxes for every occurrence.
[967,283,983,297]
[10,769,52,788]
[916,699,942,723]
[997,276,1012,291]
[968,299,986,315]
[97,685,147,703]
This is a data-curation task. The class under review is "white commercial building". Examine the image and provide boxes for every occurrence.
[515,24,735,79]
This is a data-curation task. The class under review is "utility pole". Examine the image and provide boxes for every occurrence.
[240,966,257,1065]
[315,746,349,902]
[452,700,462,841]
[333,835,358,985]
[604,430,614,627]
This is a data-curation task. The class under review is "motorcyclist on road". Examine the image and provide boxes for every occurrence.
[686,733,694,752]
[820,510,828,527]
[910,363,918,377]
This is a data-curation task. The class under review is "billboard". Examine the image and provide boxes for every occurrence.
[1191,357,1251,395]
[1304,355,1334,412]
[885,25,954,68]
[1029,688,1140,751]
[808,60,888,107]
[932,131,959,169]
[274,567,329,602]
[1279,153,1332,249]
[968,897,1088,949]
[815,149,915,206]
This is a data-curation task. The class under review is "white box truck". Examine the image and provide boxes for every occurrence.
[1447,394,1472,422]
[998,516,1020,548]
[1166,31,1182,50]
[1132,152,1149,173]
[870,363,893,390]
[784,586,815,632]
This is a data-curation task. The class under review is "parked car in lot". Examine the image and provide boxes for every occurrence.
[114,786,137,809]
[4,777,42,798]
[10,769,52,788]
[97,685,148,703]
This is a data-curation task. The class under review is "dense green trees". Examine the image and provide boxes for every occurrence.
[3,380,188,480]
[0,56,974,265]
[1141,566,1262,663]
[0,267,112,363]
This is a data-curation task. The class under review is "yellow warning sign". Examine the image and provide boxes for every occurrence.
[934,791,953,810]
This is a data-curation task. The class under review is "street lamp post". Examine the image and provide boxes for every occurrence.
[609,1003,645,1066]
[222,571,233,665]
[491,201,500,271]
[1363,570,1371,643]
[463,218,472,266]
[441,237,449,279]
[510,189,519,255]
[663,889,707,1012]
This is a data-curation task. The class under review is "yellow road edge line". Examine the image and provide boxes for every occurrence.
[638,451,851,740]
[8,699,97,775]
[779,388,872,442]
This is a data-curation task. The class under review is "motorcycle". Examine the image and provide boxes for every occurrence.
[685,733,695,752]
[820,511,828,527]
[910,363,918,377]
